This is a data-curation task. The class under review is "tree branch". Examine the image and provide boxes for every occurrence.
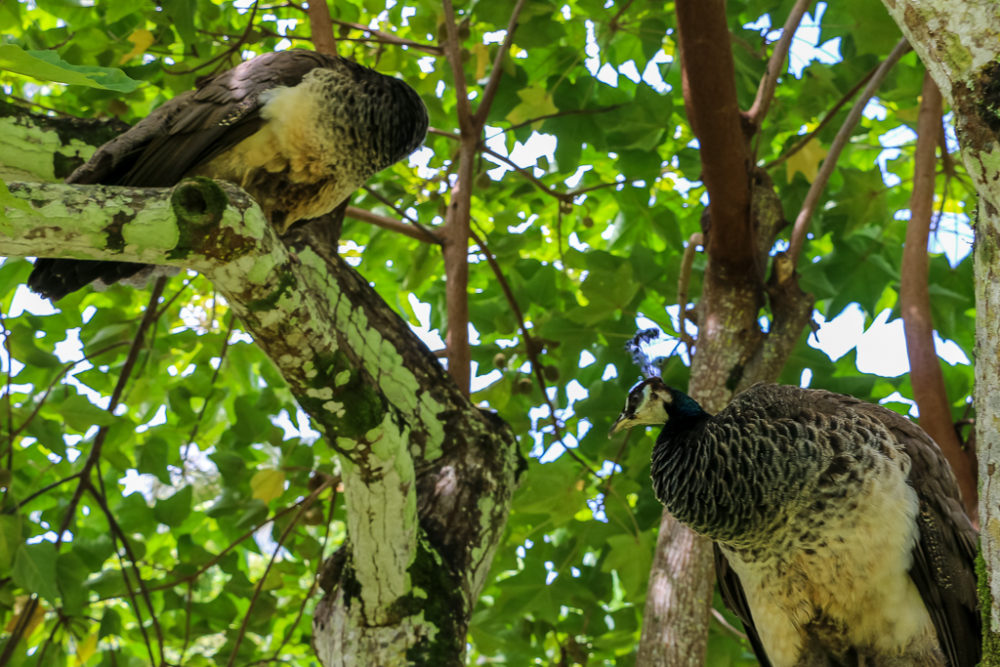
[675,0,753,278]
[328,18,443,55]
[0,176,521,661]
[746,0,812,126]
[473,0,527,128]
[788,38,910,266]
[441,0,473,131]
[306,0,338,56]
[900,72,978,521]
[345,205,442,244]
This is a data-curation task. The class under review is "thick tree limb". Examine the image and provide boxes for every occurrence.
[0,177,521,664]
[900,74,978,522]
[676,0,753,280]
[788,39,910,266]
[306,0,338,56]
[879,0,1000,643]
[637,514,716,667]
[746,0,812,127]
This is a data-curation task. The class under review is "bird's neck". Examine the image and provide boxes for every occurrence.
[652,411,768,544]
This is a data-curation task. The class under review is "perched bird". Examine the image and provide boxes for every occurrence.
[28,49,428,301]
[610,378,979,667]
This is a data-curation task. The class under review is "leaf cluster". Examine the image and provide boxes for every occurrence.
[0,0,978,664]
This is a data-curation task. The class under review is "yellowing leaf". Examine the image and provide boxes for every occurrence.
[4,597,45,639]
[473,43,489,81]
[785,138,828,183]
[120,29,154,64]
[505,85,558,128]
[75,633,98,664]
[251,469,286,503]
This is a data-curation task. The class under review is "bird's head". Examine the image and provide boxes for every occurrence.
[609,377,703,436]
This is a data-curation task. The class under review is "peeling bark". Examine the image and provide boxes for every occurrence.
[879,0,1000,658]
[0,108,522,664]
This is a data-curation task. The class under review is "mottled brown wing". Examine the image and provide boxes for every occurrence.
[839,398,980,667]
[714,545,773,667]
[68,49,337,187]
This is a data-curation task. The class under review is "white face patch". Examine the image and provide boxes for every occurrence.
[627,381,672,426]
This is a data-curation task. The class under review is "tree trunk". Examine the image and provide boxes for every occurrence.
[878,0,1000,659]
[0,105,523,665]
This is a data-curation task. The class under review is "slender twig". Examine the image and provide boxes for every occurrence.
[85,476,160,663]
[441,0,473,128]
[609,0,635,29]
[226,479,333,667]
[677,233,704,348]
[347,202,442,244]
[328,18,443,55]
[480,146,572,202]
[711,607,749,640]
[765,64,877,169]
[746,0,812,126]
[14,472,81,510]
[107,494,316,598]
[473,0,528,128]
[31,611,64,667]
[470,226,601,480]
[0,302,13,477]
[268,482,339,660]
[2,281,169,661]
[7,341,131,444]
[788,39,910,265]
[357,187,441,246]
[0,596,38,665]
[180,583,194,665]
[165,1,260,76]
[181,315,236,466]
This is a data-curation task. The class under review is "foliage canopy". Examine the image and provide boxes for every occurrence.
[0,0,976,664]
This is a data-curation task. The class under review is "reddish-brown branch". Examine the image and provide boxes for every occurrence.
[328,18,442,55]
[675,0,753,277]
[306,0,337,56]
[438,0,528,394]
[765,64,877,170]
[473,0,527,128]
[345,205,442,244]
[441,0,473,131]
[900,73,978,523]
[442,141,475,394]
[746,0,812,126]
[788,38,909,266]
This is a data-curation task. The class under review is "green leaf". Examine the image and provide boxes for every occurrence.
[61,394,117,432]
[137,436,172,484]
[13,542,60,605]
[0,45,140,91]
[98,607,122,639]
[0,514,22,574]
[153,486,192,527]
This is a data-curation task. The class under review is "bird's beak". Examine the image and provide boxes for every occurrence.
[609,413,631,437]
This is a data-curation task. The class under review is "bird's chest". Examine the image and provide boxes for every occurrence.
[721,459,939,666]
[197,78,373,231]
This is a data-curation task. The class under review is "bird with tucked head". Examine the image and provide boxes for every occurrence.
[611,377,979,667]
[27,49,428,301]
